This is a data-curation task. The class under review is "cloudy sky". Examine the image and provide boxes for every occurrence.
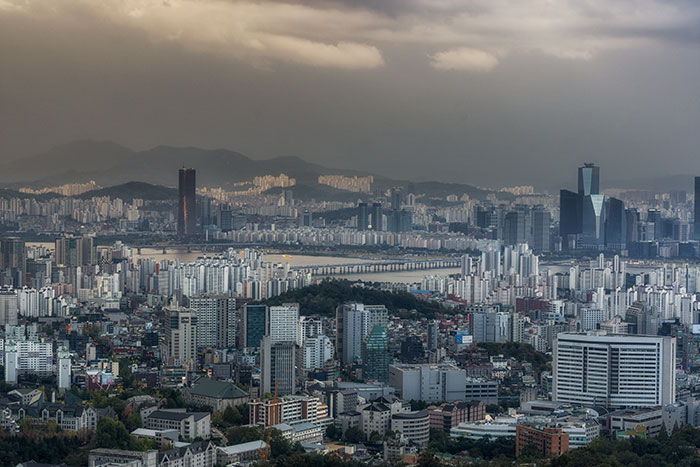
[1,0,699,189]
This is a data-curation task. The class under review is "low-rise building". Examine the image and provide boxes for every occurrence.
[515,424,569,457]
[428,401,486,432]
[183,378,249,412]
[143,409,211,440]
[215,440,266,464]
[391,410,430,447]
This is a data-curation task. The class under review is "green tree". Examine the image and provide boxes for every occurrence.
[325,424,340,440]
[344,426,364,444]
[94,417,131,450]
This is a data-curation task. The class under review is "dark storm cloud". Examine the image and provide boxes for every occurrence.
[1,0,700,189]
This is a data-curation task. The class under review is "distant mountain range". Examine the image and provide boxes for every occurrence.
[0,140,495,200]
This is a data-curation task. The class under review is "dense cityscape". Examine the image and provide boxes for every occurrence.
[4,1,700,466]
[0,162,699,466]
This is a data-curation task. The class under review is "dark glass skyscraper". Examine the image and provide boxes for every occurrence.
[605,197,627,249]
[358,202,369,230]
[578,163,600,196]
[243,304,267,350]
[694,177,700,240]
[559,189,582,247]
[178,167,197,238]
[362,324,390,382]
[371,202,382,231]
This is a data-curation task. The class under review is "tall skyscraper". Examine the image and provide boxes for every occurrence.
[55,235,95,267]
[694,176,700,240]
[189,295,237,349]
[503,210,525,246]
[267,303,299,344]
[336,303,388,365]
[243,304,267,350]
[390,188,403,210]
[532,208,551,252]
[559,190,582,248]
[578,163,600,196]
[178,167,197,238]
[357,202,369,231]
[167,308,198,370]
[260,336,296,396]
[427,320,439,351]
[370,202,382,231]
[0,237,26,287]
[605,197,627,250]
[580,194,606,248]
[362,324,390,382]
[553,332,675,408]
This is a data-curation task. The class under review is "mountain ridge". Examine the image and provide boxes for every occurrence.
[0,140,493,200]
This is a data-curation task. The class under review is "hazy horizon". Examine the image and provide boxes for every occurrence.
[2,0,700,189]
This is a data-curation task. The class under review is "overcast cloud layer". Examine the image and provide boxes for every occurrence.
[1,0,700,189]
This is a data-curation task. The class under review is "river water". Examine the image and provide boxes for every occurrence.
[29,242,664,284]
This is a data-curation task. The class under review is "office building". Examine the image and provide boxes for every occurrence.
[189,295,237,349]
[55,235,95,267]
[260,336,296,396]
[428,401,486,433]
[390,188,403,210]
[553,332,676,408]
[143,409,211,440]
[362,324,390,382]
[267,303,299,344]
[469,309,511,343]
[301,335,334,370]
[532,208,551,252]
[219,204,233,232]
[605,197,627,249]
[301,209,312,227]
[0,287,18,326]
[0,237,26,287]
[357,202,369,231]
[386,209,412,233]
[559,190,582,248]
[389,363,468,402]
[370,202,382,231]
[503,210,526,246]
[249,394,323,426]
[427,320,439,350]
[400,336,424,363]
[580,194,606,248]
[242,304,267,350]
[336,303,388,365]
[516,424,569,457]
[578,163,600,196]
[178,167,197,238]
[391,410,430,447]
[167,309,198,370]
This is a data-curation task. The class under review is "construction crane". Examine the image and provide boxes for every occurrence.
[258,381,278,462]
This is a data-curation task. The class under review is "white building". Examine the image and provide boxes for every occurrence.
[391,410,430,447]
[553,332,676,408]
[189,295,236,349]
[5,340,53,383]
[302,335,334,370]
[267,303,299,344]
[388,363,467,402]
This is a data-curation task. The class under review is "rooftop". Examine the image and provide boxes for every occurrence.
[217,440,266,454]
[188,378,249,400]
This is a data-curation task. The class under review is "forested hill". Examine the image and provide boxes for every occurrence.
[262,279,445,318]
